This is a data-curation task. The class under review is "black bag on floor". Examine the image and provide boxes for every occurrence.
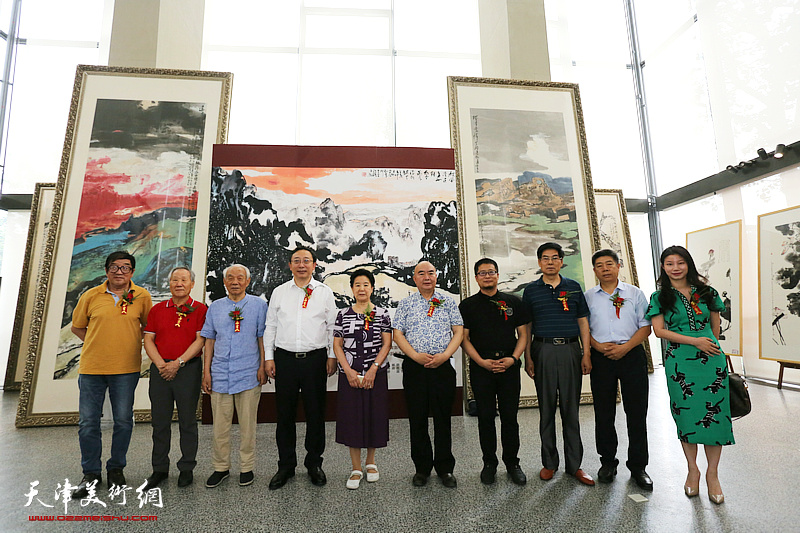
[728,372,751,419]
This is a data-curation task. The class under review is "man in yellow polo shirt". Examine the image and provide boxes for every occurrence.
[70,251,152,498]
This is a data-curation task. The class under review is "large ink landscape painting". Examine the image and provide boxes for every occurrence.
[207,166,459,310]
[55,99,206,379]
[471,108,585,294]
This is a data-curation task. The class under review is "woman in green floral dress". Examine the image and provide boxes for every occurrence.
[646,245,733,505]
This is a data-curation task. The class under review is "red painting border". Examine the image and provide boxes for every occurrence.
[213,144,455,170]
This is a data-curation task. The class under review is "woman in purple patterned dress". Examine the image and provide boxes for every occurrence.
[333,269,392,489]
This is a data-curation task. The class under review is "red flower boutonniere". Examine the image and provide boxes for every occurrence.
[119,290,136,315]
[174,303,195,327]
[690,291,703,315]
[229,307,244,332]
[557,291,570,311]
[427,297,443,317]
[363,305,376,331]
[302,286,313,309]
[491,299,511,321]
[610,291,625,318]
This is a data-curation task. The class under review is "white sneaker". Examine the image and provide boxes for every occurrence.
[346,470,363,490]
[365,464,379,482]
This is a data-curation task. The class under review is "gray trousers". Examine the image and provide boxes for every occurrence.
[148,360,202,472]
[532,340,583,474]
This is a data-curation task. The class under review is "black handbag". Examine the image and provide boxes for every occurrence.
[728,372,751,419]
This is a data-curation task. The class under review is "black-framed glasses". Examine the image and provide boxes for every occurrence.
[476,270,498,277]
[108,265,132,273]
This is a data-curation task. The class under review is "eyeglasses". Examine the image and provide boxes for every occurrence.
[108,265,132,273]
[291,258,314,265]
[540,256,562,263]
[476,270,497,277]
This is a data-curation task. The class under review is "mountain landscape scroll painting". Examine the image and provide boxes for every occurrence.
[17,66,231,427]
[448,77,599,406]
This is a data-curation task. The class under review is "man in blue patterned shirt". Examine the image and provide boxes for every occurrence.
[393,261,463,488]
[201,264,268,489]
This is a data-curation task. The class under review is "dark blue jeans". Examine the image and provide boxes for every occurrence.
[78,372,140,474]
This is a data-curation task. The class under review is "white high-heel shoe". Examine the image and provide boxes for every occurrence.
[708,492,725,504]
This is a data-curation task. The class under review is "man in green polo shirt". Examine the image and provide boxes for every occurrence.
[70,251,152,498]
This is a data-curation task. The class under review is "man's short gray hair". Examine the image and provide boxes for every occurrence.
[169,266,196,282]
[223,263,251,279]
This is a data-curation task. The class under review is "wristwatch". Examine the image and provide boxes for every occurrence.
[178,358,185,368]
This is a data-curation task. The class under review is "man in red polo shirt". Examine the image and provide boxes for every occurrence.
[142,266,208,489]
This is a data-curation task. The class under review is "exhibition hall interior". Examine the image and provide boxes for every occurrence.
[0,1,798,531]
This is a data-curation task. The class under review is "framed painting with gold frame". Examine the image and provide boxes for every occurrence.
[758,206,800,363]
[448,76,600,407]
[686,220,742,357]
[595,188,654,372]
[4,183,56,390]
[17,65,232,427]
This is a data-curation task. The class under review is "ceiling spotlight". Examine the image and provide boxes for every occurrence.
[757,148,769,159]
[737,161,747,168]
[775,144,786,158]
[727,165,738,173]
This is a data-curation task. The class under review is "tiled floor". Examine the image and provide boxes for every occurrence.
[2,368,798,532]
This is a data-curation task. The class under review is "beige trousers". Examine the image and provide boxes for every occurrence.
[210,385,261,472]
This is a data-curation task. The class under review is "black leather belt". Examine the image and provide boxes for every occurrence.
[533,336,580,345]
[275,347,326,359]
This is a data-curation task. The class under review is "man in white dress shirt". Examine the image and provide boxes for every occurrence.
[264,246,338,489]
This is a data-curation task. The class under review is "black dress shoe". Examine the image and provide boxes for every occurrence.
[412,473,429,486]
[178,471,193,487]
[597,464,617,484]
[107,468,126,488]
[308,466,327,486]
[144,471,168,490]
[439,473,457,488]
[631,469,653,491]
[269,469,295,490]
[73,473,102,499]
[480,466,497,485]
[508,465,527,486]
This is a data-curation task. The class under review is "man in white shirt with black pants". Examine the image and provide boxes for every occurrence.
[264,246,338,490]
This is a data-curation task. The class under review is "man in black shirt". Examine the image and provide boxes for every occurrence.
[459,258,530,485]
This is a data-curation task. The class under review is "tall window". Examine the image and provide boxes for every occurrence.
[202,0,482,148]
[0,0,110,194]
[544,0,646,198]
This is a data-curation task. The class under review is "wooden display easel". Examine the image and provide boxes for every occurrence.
[777,361,800,389]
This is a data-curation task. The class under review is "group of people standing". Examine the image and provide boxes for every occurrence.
[68,241,733,504]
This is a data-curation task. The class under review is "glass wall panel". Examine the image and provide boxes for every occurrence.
[633,0,696,59]
[3,44,101,193]
[298,54,393,146]
[697,0,800,166]
[203,0,301,48]
[304,14,391,49]
[394,0,480,54]
[644,23,718,194]
[305,0,390,9]
[545,0,646,197]
[18,0,104,41]
[205,51,299,145]
[394,56,481,148]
